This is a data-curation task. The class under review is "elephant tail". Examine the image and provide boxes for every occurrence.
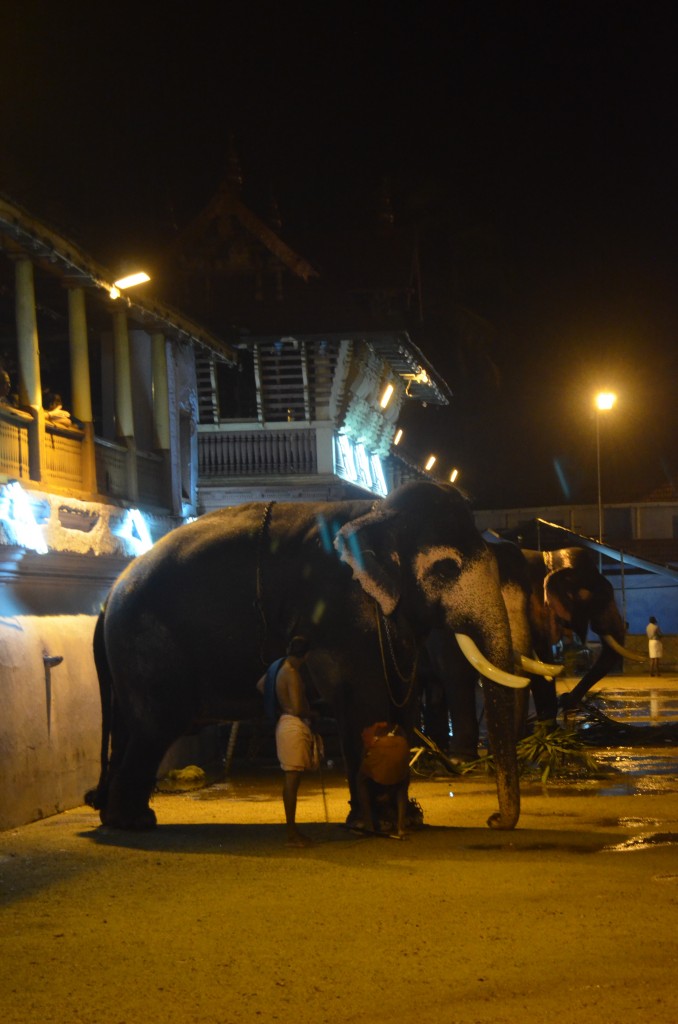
[84,609,113,811]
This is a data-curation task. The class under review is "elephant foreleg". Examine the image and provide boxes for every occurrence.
[445,672,481,760]
[528,675,558,722]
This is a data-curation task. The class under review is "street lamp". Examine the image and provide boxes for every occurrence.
[595,391,617,542]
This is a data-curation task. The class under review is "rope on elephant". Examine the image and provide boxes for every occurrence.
[374,603,418,709]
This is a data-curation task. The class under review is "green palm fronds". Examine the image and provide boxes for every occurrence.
[413,724,603,782]
[462,722,602,782]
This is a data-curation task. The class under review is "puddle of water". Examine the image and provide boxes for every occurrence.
[593,688,678,725]
[604,831,678,852]
[465,841,600,854]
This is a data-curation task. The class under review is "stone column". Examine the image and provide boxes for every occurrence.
[15,258,45,481]
[151,331,170,450]
[68,287,96,493]
[112,308,138,502]
[151,330,179,513]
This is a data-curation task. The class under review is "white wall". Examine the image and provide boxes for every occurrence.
[0,614,100,829]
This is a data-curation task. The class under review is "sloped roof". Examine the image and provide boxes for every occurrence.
[496,517,678,580]
[245,330,451,407]
[0,193,236,364]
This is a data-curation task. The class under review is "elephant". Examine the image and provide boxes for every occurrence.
[84,480,530,832]
[422,539,641,759]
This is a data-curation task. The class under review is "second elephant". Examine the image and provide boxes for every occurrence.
[424,541,638,759]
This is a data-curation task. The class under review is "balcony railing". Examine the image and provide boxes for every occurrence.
[94,438,127,499]
[0,405,31,479]
[44,422,85,490]
[94,441,166,508]
[199,427,318,477]
[137,450,165,507]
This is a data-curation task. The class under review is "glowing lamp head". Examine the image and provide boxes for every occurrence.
[595,391,617,412]
[425,455,436,472]
[113,271,151,290]
[380,383,394,409]
[449,468,459,483]
[393,428,403,446]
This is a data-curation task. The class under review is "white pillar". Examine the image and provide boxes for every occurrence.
[112,308,138,501]
[15,258,45,481]
[151,331,170,450]
[68,287,93,424]
[68,287,96,493]
[112,309,135,440]
[15,259,42,409]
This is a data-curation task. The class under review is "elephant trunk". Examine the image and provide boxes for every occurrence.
[483,679,521,829]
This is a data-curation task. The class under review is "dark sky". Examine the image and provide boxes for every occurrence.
[3,0,678,509]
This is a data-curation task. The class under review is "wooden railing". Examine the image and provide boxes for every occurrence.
[198,427,318,476]
[0,405,31,479]
[137,450,165,507]
[94,439,168,509]
[0,409,170,511]
[44,423,85,490]
[94,438,128,499]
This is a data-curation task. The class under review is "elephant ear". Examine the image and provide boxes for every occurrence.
[334,505,401,615]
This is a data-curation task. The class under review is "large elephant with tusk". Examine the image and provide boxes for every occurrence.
[424,539,641,759]
[85,481,529,832]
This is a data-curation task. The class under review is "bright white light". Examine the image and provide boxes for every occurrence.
[108,285,121,299]
[393,428,403,446]
[380,383,394,409]
[450,468,459,483]
[425,455,436,472]
[0,482,48,553]
[114,271,151,290]
[337,434,358,481]
[595,391,617,411]
[115,508,153,556]
[370,453,388,496]
[355,443,373,489]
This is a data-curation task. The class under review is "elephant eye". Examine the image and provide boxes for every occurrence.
[414,546,464,592]
[427,557,462,586]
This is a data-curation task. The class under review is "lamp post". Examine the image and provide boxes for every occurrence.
[595,391,617,543]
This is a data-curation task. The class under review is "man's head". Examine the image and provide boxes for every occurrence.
[287,635,310,659]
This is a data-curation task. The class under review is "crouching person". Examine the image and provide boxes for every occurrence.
[356,722,411,838]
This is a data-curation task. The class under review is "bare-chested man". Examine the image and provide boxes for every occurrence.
[257,636,316,847]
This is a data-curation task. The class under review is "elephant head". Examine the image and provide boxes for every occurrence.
[534,547,643,710]
[336,482,528,829]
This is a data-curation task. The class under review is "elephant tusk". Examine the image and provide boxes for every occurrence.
[603,634,647,664]
[519,653,564,680]
[456,633,530,689]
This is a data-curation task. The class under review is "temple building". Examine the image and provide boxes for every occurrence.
[0,189,451,828]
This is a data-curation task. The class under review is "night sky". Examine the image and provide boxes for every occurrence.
[3,1,677,509]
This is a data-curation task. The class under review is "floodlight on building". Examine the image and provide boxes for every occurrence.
[108,271,151,299]
[114,271,151,290]
[380,383,394,409]
[425,455,437,472]
[393,428,403,446]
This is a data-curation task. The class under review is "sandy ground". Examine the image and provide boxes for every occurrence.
[2,675,678,1024]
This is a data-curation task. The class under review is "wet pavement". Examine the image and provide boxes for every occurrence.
[1,671,678,1023]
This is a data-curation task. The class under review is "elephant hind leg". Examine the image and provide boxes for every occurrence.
[100,730,172,830]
